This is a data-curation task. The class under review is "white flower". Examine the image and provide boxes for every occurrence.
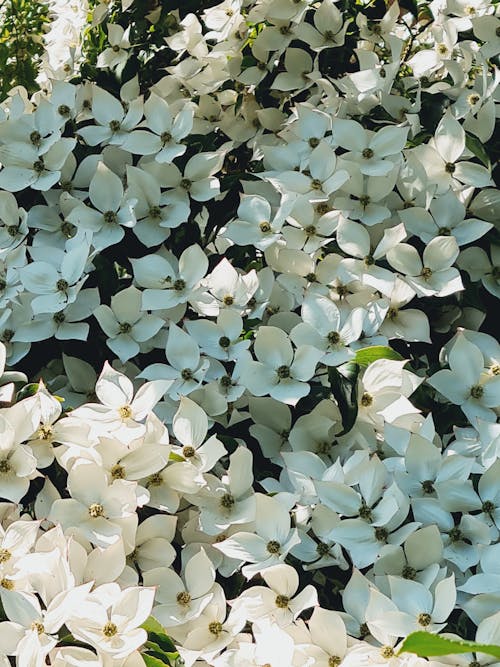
[144,549,216,628]
[240,326,322,405]
[122,93,193,162]
[428,334,500,425]
[48,460,139,550]
[0,414,38,503]
[387,235,462,298]
[67,162,136,250]
[366,574,457,637]
[134,245,209,313]
[413,110,493,194]
[94,286,164,362]
[332,119,408,177]
[171,396,226,473]
[291,294,364,367]
[97,24,131,70]
[77,86,143,147]
[0,138,75,192]
[67,583,155,659]
[400,190,492,246]
[214,493,301,578]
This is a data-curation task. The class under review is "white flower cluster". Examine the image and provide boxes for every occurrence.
[37,0,90,87]
[0,0,499,665]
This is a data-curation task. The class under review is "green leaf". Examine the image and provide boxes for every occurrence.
[141,616,165,635]
[16,383,40,401]
[398,632,500,659]
[354,346,404,367]
[141,617,177,654]
[142,654,170,667]
[465,132,491,168]
[328,362,360,435]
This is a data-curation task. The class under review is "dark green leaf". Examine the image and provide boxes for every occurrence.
[328,362,360,435]
[465,132,491,168]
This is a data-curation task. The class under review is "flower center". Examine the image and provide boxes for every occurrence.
[266,540,281,554]
[375,527,388,542]
[118,405,132,419]
[362,148,374,159]
[149,205,162,219]
[219,336,231,349]
[56,279,69,291]
[37,424,53,440]
[0,548,11,563]
[102,622,118,637]
[223,294,234,306]
[360,392,373,407]
[402,565,416,580]
[88,503,105,518]
[470,384,483,399]
[275,594,289,608]
[30,131,42,146]
[358,502,373,521]
[33,159,45,174]
[220,375,232,388]
[119,322,132,334]
[31,622,45,635]
[259,221,271,233]
[182,445,196,458]
[482,500,495,513]
[380,646,394,659]
[420,266,433,279]
[180,178,192,190]
[148,472,163,487]
[208,621,223,636]
[317,441,332,455]
[0,459,11,474]
[309,137,320,148]
[421,479,435,494]
[418,613,432,627]
[52,310,66,324]
[220,493,235,509]
[448,526,462,543]
[109,120,121,132]
[173,278,186,291]
[0,578,13,590]
[103,210,118,224]
[276,365,291,379]
[445,162,455,173]
[327,331,341,345]
[176,591,191,606]
[311,179,323,190]
[181,368,193,381]
[316,542,330,556]
[111,464,126,480]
